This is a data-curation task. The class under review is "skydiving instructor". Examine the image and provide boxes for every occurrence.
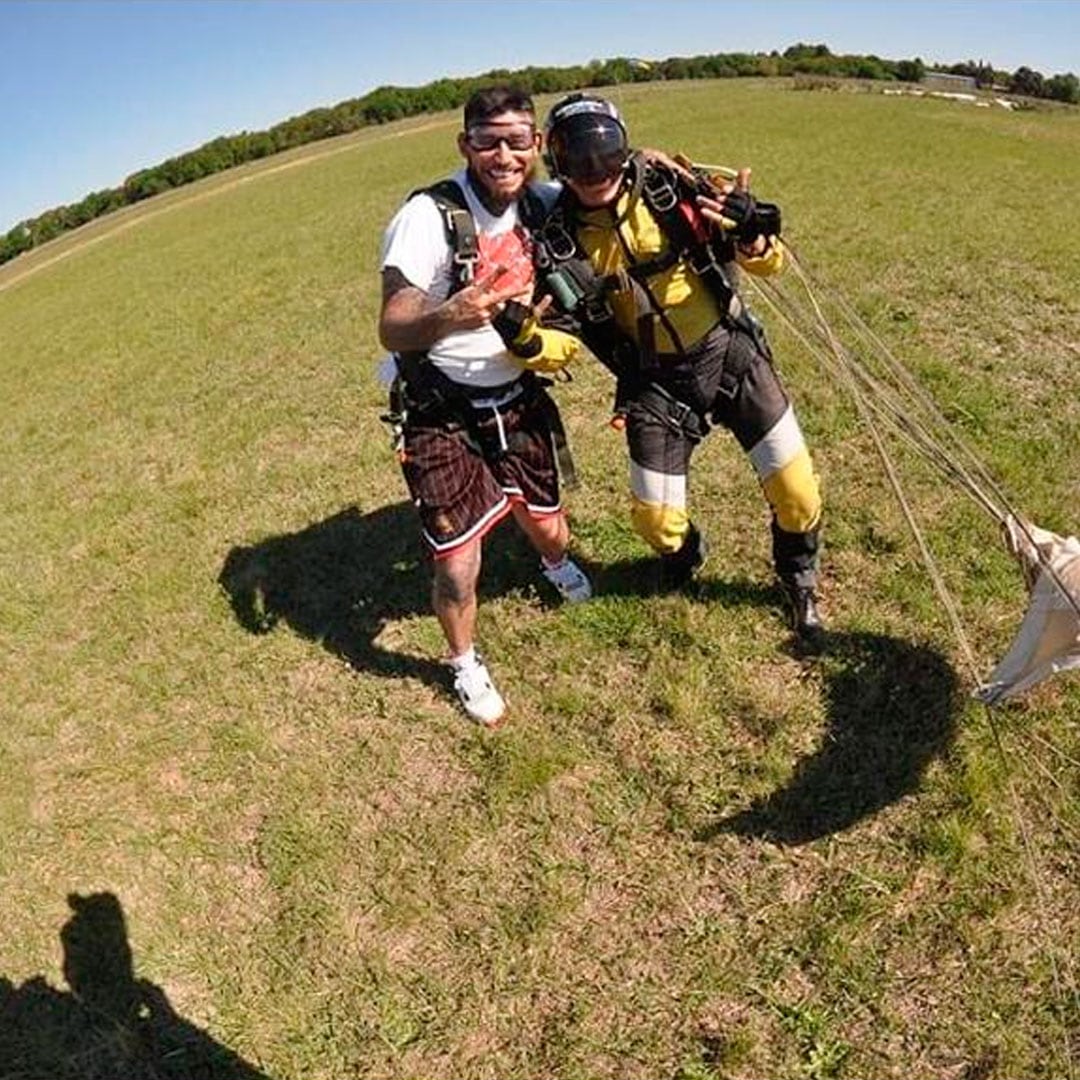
[533,93,825,639]
[378,86,591,727]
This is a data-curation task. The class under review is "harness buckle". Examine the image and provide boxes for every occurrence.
[688,245,738,316]
[445,206,479,283]
[583,295,613,324]
[640,381,707,442]
[667,397,696,431]
[452,249,477,282]
[539,217,577,263]
[379,405,408,457]
[642,168,679,212]
[688,245,722,280]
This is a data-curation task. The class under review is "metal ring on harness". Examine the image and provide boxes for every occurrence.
[537,217,578,265]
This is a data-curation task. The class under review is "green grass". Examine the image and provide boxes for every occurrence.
[2,79,1079,1079]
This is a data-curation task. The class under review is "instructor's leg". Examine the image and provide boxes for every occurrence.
[626,403,705,586]
[717,343,823,635]
[730,358,822,583]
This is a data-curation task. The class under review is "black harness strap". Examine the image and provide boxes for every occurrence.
[634,380,709,443]
[415,178,479,291]
[632,157,743,327]
[383,179,488,453]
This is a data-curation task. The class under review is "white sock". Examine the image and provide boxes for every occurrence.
[449,646,478,672]
[542,554,568,570]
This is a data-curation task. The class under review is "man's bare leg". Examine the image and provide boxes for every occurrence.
[432,538,482,658]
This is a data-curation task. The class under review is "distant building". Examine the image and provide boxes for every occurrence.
[922,72,978,92]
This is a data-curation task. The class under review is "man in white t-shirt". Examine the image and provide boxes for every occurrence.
[378,86,591,727]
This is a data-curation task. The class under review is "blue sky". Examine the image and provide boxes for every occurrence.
[2,0,1076,231]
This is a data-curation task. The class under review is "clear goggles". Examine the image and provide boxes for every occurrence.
[465,125,536,152]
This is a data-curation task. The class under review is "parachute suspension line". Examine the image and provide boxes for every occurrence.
[783,253,1008,522]
[988,718,1080,1080]
[753,273,1005,524]
[752,250,1080,1075]
[746,270,998,521]
[809,269,1013,516]
[1026,728,1080,773]
[1004,733,1080,845]
[750,260,983,680]
[795,278,1080,624]
[751,249,1080,630]
[984,703,1080,1025]
[763,249,1080,624]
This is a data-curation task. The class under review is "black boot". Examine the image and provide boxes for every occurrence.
[660,523,707,589]
[781,578,825,645]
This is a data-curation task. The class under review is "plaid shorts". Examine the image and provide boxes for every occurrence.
[400,384,562,557]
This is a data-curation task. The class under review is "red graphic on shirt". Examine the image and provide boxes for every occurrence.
[476,228,534,298]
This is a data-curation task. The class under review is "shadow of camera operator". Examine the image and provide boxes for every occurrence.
[218,501,551,695]
[697,630,960,845]
[0,892,272,1079]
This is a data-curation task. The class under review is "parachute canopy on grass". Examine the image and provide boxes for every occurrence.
[975,519,1080,705]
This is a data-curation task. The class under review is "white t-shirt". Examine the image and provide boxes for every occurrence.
[380,170,560,389]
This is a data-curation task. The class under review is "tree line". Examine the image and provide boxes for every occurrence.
[3,43,1077,266]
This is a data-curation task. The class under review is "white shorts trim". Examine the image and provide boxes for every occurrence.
[425,494,510,556]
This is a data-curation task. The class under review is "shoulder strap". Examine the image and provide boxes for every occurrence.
[639,159,711,255]
[531,189,582,272]
[518,185,548,232]
[410,178,479,292]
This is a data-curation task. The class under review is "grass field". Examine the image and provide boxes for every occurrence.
[2,78,1079,1079]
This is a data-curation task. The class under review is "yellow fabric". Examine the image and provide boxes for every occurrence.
[738,237,784,276]
[630,495,690,554]
[575,188,785,354]
[761,448,822,534]
[513,318,582,373]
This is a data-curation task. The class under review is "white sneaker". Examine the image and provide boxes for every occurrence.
[452,658,506,726]
[542,556,592,603]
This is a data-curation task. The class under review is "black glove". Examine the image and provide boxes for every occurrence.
[718,187,761,242]
[492,299,531,346]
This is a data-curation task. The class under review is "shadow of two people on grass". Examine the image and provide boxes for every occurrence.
[0,892,270,1080]
[218,502,960,844]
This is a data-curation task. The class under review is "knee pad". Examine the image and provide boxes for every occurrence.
[630,497,690,555]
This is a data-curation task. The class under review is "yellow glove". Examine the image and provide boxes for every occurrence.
[510,316,582,373]
[736,235,785,277]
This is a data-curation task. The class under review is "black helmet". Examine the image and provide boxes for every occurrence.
[544,94,629,183]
